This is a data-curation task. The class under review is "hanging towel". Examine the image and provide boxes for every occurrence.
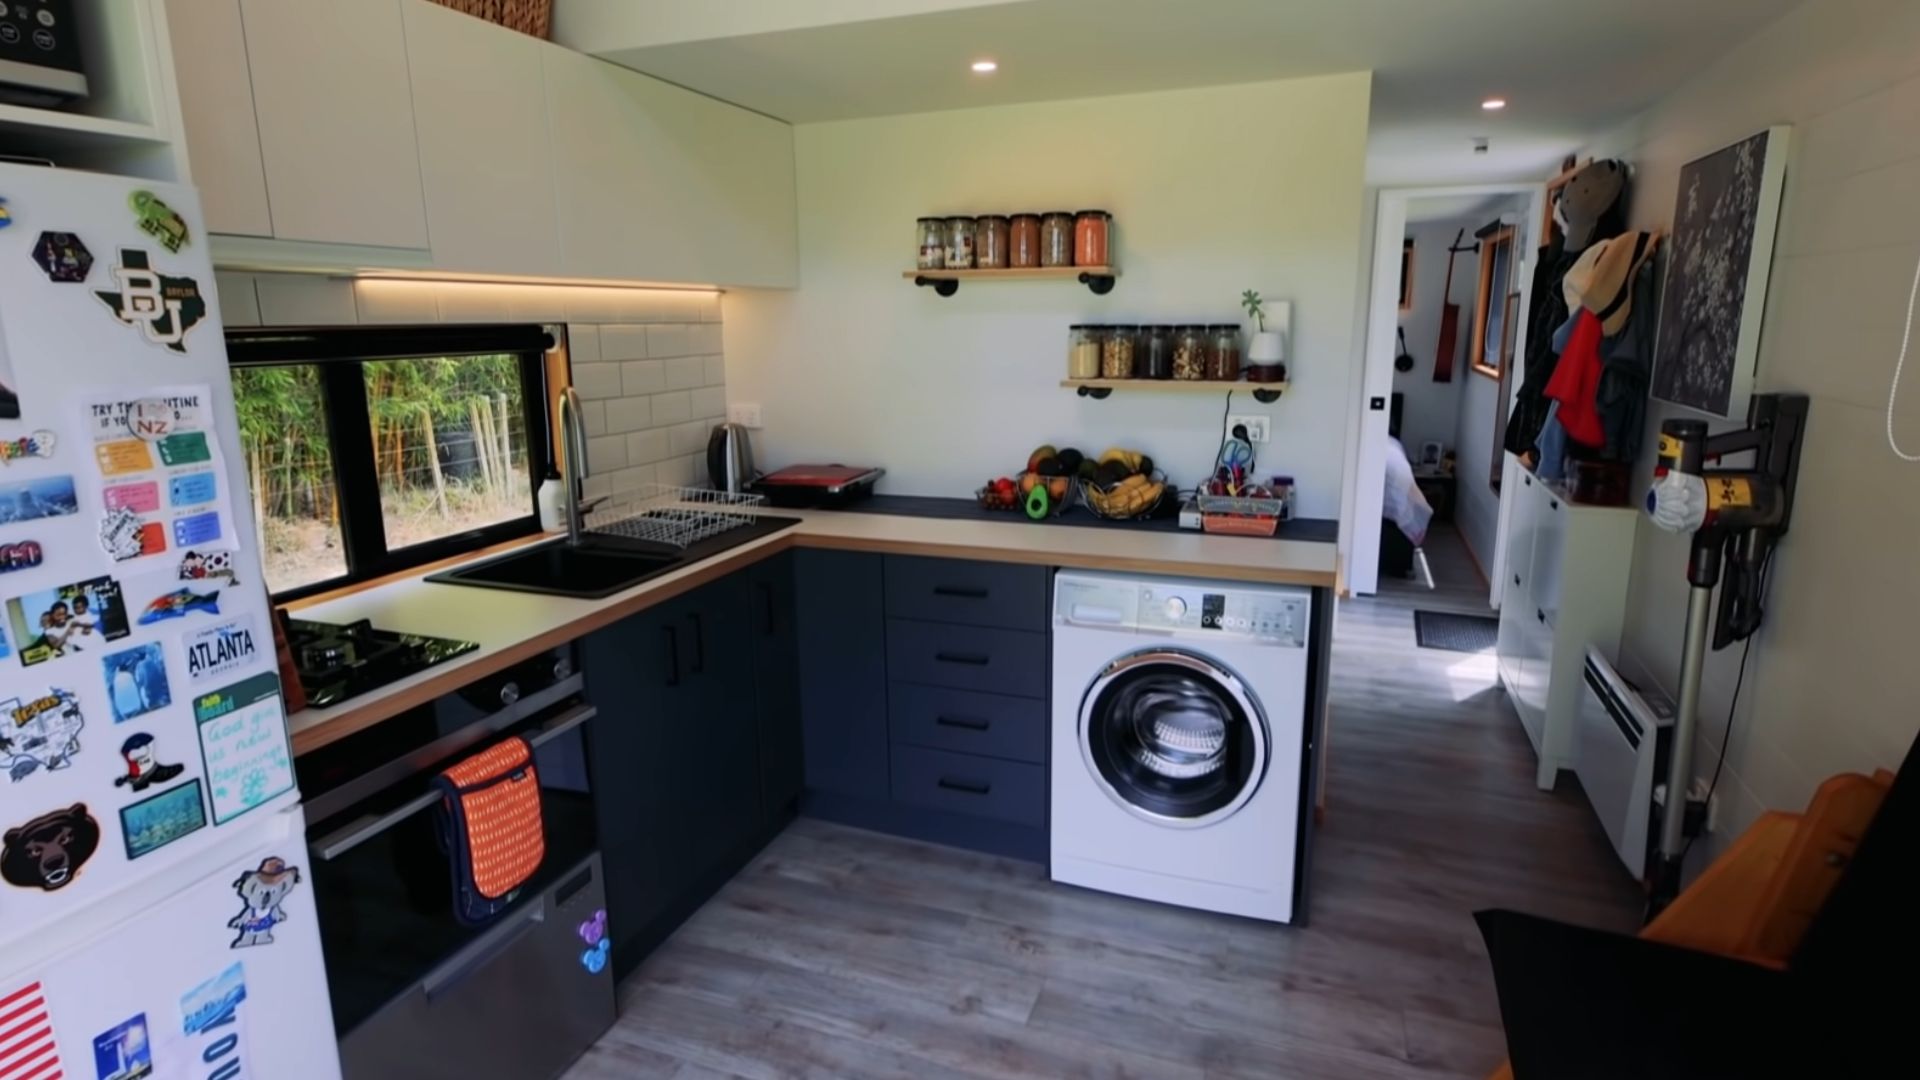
[1544,311,1607,447]
[435,735,545,925]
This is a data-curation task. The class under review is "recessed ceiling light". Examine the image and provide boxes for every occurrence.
[971,59,998,74]
[1482,97,1508,111]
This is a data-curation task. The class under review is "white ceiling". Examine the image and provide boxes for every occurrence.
[555,0,1800,185]
[1405,192,1526,227]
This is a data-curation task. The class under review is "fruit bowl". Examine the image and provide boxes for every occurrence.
[1081,472,1171,520]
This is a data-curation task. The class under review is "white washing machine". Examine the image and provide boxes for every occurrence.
[1050,570,1315,923]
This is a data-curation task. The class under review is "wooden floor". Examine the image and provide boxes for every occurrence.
[564,524,1642,1079]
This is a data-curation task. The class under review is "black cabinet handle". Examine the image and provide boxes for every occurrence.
[933,585,989,600]
[1549,499,1560,511]
[687,612,706,674]
[934,652,991,667]
[1513,574,1521,586]
[935,715,991,732]
[758,582,776,636]
[663,626,680,687]
[1536,609,1546,624]
[937,776,992,796]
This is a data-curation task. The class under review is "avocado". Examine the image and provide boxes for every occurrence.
[1077,459,1099,480]
[1095,461,1130,487]
[1136,454,1155,477]
[1056,448,1085,474]
[1036,457,1069,478]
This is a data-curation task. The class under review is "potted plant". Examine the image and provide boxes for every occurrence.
[1241,290,1287,383]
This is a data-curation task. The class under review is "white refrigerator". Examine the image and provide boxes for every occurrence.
[0,162,341,1080]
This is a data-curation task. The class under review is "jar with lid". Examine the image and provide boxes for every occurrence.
[1068,326,1104,379]
[1074,210,1111,267]
[1207,324,1242,381]
[1101,325,1138,379]
[1172,325,1208,381]
[1040,212,1075,268]
[944,216,977,269]
[1009,214,1042,268]
[916,218,947,270]
[975,215,1010,269]
[1141,325,1174,380]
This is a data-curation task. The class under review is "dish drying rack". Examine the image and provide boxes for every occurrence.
[1195,492,1286,537]
[585,483,765,549]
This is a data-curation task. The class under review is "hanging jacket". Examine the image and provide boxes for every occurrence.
[1544,311,1607,447]
[1595,262,1659,462]
[1504,241,1580,457]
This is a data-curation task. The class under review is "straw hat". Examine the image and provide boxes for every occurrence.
[1562,230,1660,336]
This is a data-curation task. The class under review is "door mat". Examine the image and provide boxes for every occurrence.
[1413,610,1499,653]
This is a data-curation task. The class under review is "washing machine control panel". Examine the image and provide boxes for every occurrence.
[1138,587,1306,646]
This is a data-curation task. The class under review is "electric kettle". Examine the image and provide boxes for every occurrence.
[706,423,757,493]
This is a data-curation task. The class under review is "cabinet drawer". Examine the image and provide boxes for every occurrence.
[884,556,1047,631]
[889,745,1045,827]
[889,683,1047,764]
[886,619,1047,698]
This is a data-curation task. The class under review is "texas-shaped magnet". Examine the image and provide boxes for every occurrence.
[32,231,92,283]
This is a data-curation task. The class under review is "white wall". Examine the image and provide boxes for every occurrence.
[725,74,1373,517]
[1581,0,1920,870]
[1392,221,1475,453]
[1451,371,1500,567]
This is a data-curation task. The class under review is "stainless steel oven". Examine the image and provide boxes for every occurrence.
[297,650,615,1080]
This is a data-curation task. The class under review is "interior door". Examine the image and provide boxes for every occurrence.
[1079,650,1269,828]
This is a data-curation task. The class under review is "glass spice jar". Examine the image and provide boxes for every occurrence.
[944,216,977,270]
[916,217,947,270]
[975,214,1010,269]
[1074,209,1111,267]
[1207,324,1242,381]
[1009,214,1042,268]
[1172,325,1208,381]
[1141,325,1174,380]
[1101,325,1138,379]
[1040,212,1075,267]
[1067,325,1104,380]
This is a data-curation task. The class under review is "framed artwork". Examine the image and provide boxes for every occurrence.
[1399,239,1416,313]
[1651,127,1791,417]
[1470,225,1516,379]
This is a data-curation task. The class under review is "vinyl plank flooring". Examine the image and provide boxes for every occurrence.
[562,530,1642,1080]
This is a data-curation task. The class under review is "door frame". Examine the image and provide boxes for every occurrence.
[1342,183,1544,599]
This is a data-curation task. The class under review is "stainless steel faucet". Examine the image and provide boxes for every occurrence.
[557,386,588,546]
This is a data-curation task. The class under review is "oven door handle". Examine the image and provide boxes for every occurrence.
[423,903,547,1001]
[312,705,595,862]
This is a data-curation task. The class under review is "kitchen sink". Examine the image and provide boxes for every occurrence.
[425,516,800,599]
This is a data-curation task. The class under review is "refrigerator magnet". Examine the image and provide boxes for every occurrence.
[91,1012,153,1080]
[30,231,91,283]
[0,687,85,781]
[129,191,190,253]
[6,575,132,665]
[180,963,251,1076]
[136,586,220,626]
[0,540,44,574]
[113,732,186,795]
[103,642,172,724]
[1,802,101,891]
[227,856,301,948]
[93,250,208,354]
[0,196,10,229]
[183,615,259,686]
[100,505,166,562]
[0,430,56,464]
[0,473,79,525]
[120,777,206,860]
[0,980,65,1078]
[177,548,238,587]
[194,673,294,825]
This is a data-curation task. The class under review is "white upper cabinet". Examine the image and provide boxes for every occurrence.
[403,0,561,276]
[235,0,431,250]
[167,0,274,236]
[544,49,798,288]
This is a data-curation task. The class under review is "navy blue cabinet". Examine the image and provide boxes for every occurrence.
[795,549,891,801]
[750,553,804,823]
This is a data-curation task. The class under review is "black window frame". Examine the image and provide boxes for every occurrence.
[227,323,556,603]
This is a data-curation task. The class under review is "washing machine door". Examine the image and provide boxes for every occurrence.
[1079,648,1268,828]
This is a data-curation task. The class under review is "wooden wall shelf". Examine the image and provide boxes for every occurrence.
[906,266,1117,296]
[1062,379,1287,403]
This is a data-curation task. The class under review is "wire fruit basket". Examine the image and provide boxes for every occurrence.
[585,484,764,549]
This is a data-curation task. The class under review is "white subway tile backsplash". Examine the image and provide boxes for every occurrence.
[621,360,665,396]
[214,273,261,327]
[563,287,627,324]
[586,434,628,474]
[599,324,649,361]
[647,324,693,358]
[571,361,624,401]
[566,324,601,365]
[669,420,710,457]
[626,428,671,466]
[690,323,723,354]
[650,391,692,426]
[604,396,654,434]
[582,474,611,501]
[665,355,706,391]
[355,280,441,324]
[688,293,721,323]
[580,399,607,437]
[689,386,726,420]
[256,274,356,325]
[434,282,513,323]
[702,355,727,387]
[505,285,568,323]
[606,464,656,493]
[655,453,699,487]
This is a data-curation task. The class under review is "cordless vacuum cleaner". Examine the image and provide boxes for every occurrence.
[1642,392,1809,911]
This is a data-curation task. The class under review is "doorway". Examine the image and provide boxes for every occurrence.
[1343,185,1543,599]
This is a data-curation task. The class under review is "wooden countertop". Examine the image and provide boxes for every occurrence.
[288,507,1339,756]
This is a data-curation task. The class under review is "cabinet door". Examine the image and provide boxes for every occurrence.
[402,0,561,275]
[237,0,430,248]
[1530,490,1568,629]
[750,553,804,822]
[662,574,762,889]
[795,550,890,800]
[166,0,274,237]
[542,48,797,287]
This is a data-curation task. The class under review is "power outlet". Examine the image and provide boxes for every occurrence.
[1227,414,1270,444]
[727,402,763,428]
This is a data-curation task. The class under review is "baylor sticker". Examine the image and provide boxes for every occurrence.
[94,249,208,354]
[184,615,259,685]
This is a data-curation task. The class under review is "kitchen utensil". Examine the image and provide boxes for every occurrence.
[707,422,757,493]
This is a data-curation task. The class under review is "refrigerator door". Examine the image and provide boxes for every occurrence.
[0,164,297,952]
[5,805,341,1080]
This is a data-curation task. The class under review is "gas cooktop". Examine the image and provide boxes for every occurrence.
[283,616,480,709]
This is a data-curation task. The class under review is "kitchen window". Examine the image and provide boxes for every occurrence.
[228,325,555,600]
